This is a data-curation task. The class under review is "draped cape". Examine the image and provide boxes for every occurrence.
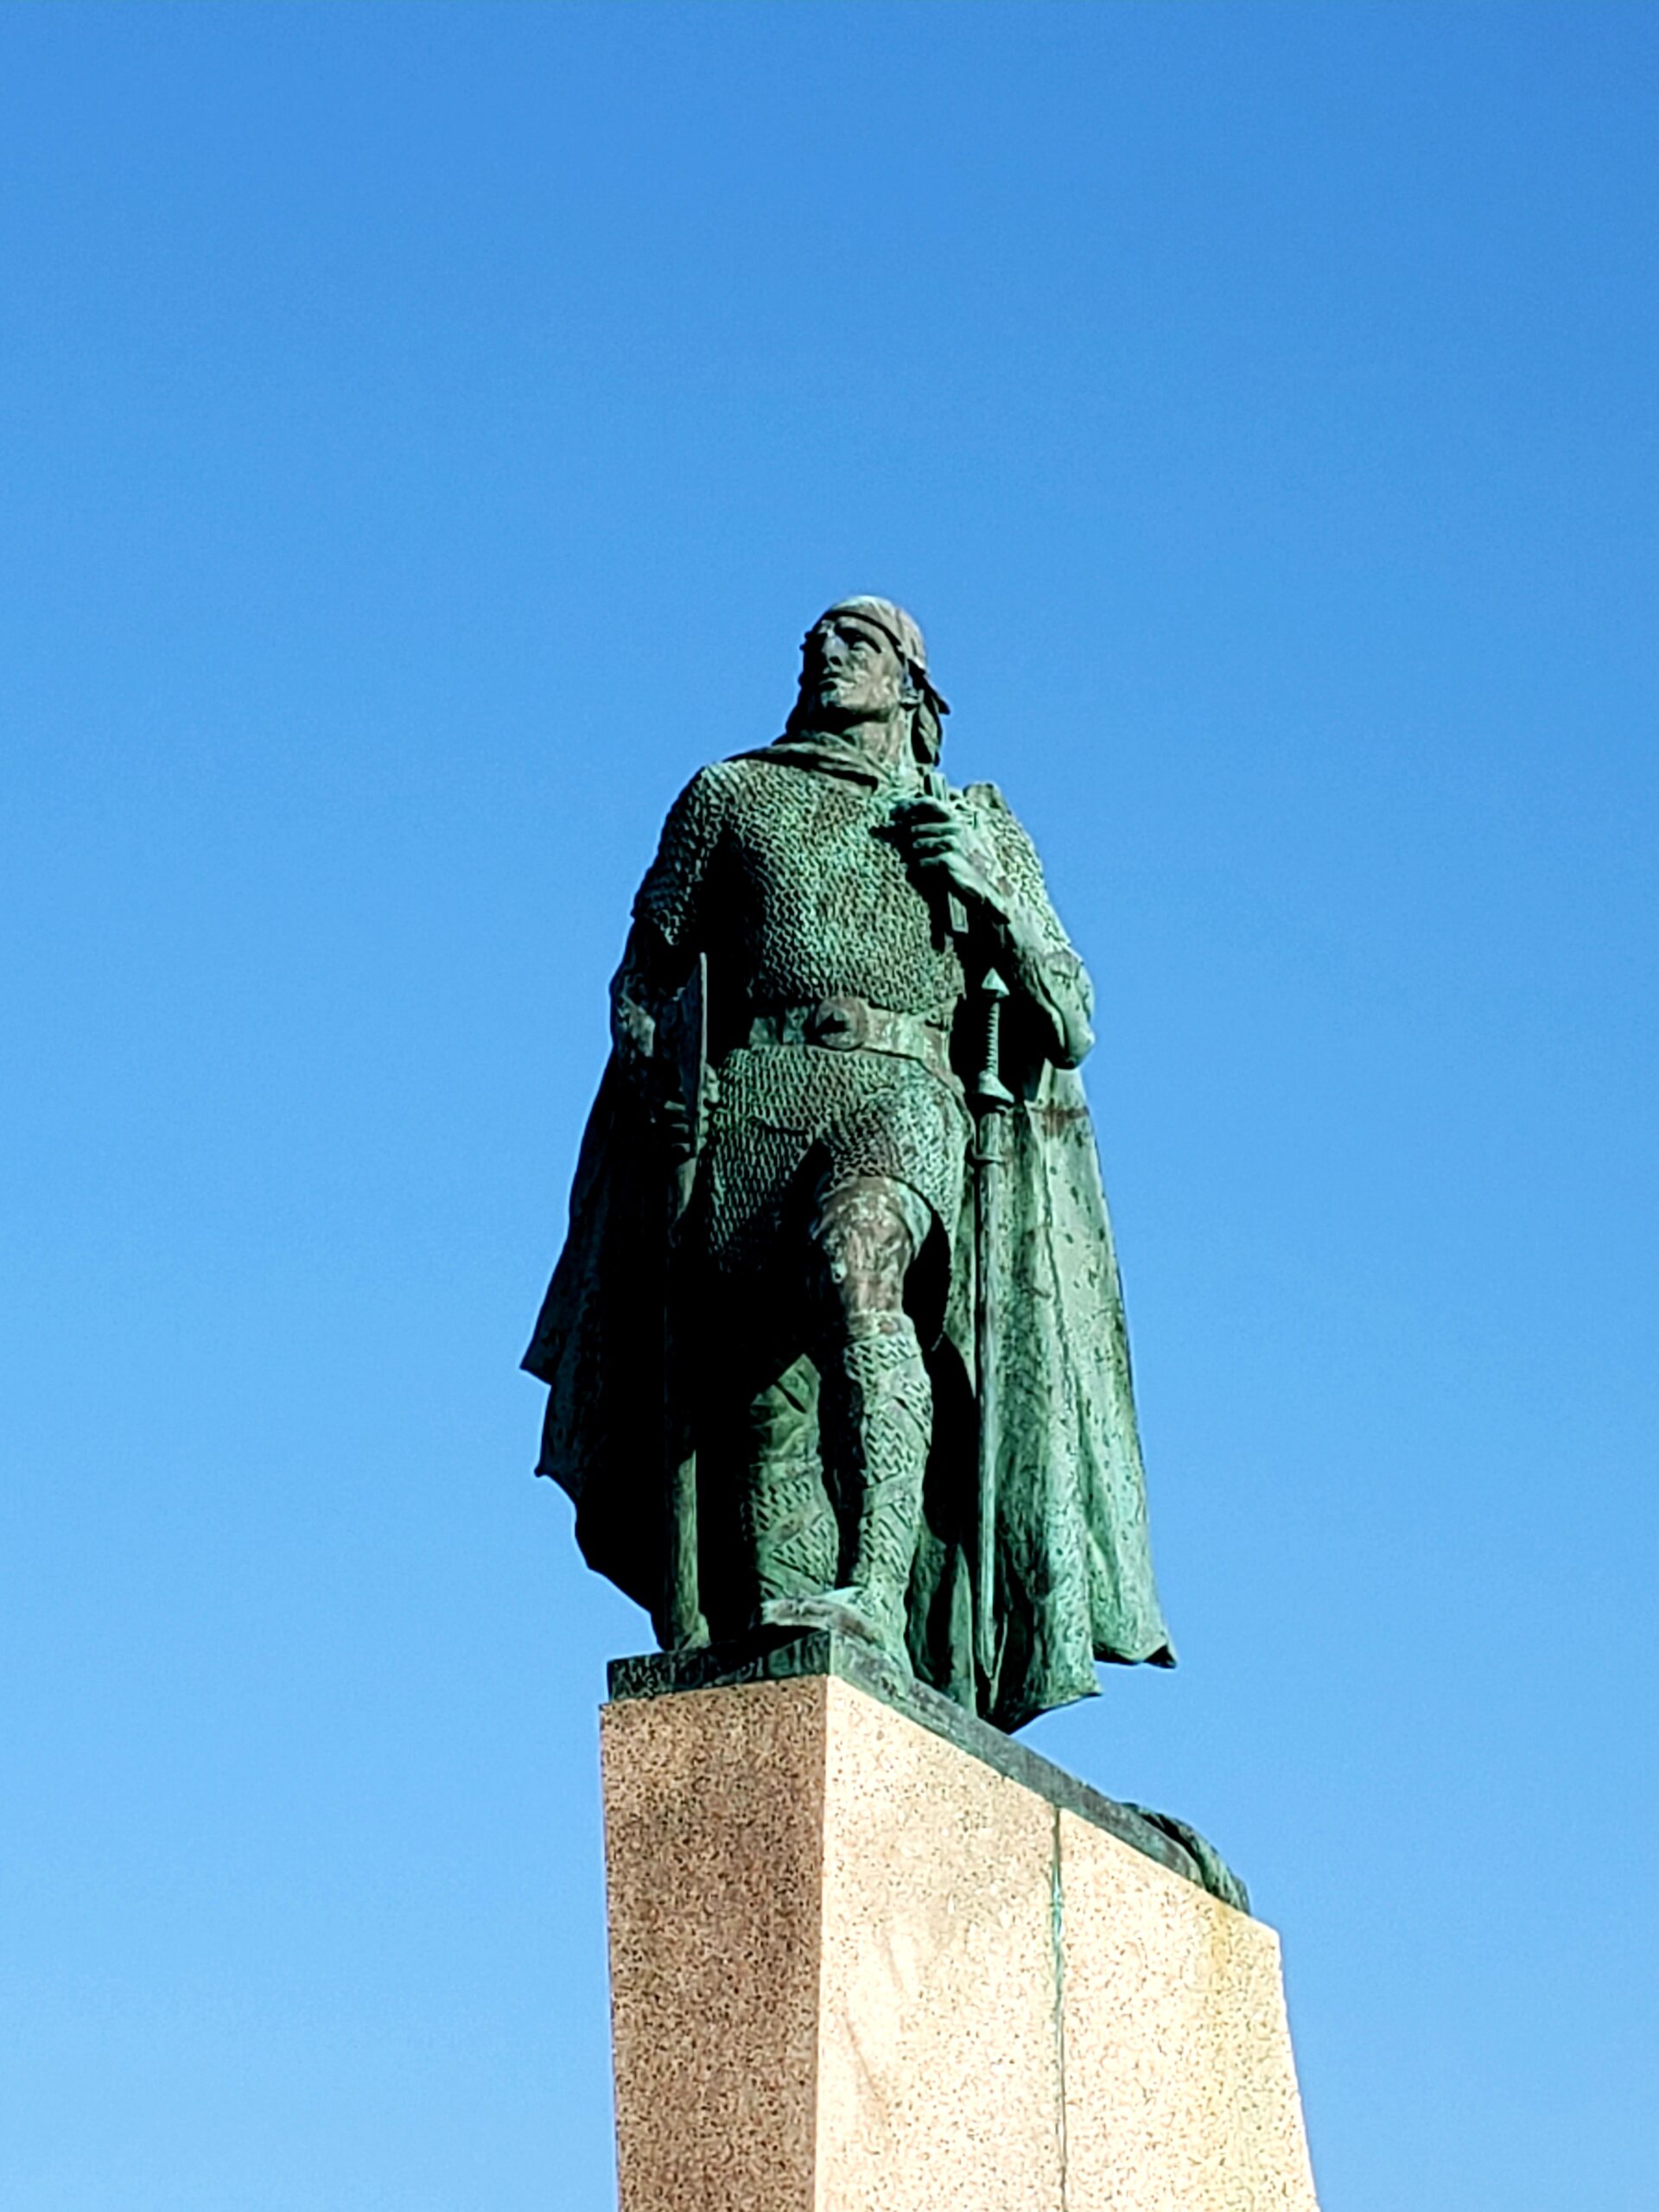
[524,1042,1174,1734]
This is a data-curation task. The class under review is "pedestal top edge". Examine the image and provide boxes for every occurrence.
[606,1631,1252,1915]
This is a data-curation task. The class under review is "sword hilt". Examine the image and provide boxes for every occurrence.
[972,967,1014,1109]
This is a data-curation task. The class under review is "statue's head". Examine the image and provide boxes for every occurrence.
[791,596,950,762]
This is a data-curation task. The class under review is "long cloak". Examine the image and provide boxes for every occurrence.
[523,1040,1174,1735]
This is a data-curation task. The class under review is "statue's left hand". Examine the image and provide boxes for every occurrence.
[893,796,1013,919]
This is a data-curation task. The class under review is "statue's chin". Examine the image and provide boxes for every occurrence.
[804,692,884,729]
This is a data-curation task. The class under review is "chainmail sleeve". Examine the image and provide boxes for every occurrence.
[964,780,1096,1069]
[610,766,729,1066]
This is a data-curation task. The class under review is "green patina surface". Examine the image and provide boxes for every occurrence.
[525,598,1177,1737]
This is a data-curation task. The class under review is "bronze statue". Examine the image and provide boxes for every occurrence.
[524,598,1173,1732]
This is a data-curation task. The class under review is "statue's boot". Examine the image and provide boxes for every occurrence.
[760,1319,929,1672]
[740,1362,839,1607]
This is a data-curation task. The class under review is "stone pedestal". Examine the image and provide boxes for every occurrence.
[600,1637,1319,2212]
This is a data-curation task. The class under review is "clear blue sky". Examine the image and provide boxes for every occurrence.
[3,4,1654,2206]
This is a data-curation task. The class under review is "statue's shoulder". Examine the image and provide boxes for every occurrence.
[709,750,778,782]
[646,760,753,875]
[721,740,824,776]
[656,751,823,858]
[959,780,1051,882]
[710,743,847,817]
[698,752,794,816]
[960,779,1031,846]
[959,778,1011,815]
[686,755,748,790]
[662,754,750,820]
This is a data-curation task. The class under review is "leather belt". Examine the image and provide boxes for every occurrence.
[745,996,956,1084]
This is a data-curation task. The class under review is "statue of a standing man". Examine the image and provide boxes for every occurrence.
[524,599,1173,1732]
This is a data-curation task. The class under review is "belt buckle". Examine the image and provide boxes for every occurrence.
[808,995,866,1050]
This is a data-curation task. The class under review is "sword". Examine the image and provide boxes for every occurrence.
[969,965,1013,1686]
[915,767,1011,1688]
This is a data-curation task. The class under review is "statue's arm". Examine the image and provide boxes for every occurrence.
[975,793,1095,1069]
[898,779,1094,1065]
[608,767,725,1076]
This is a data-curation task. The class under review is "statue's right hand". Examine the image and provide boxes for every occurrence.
[617,1032,700,1163]
[656,1093,696,1166]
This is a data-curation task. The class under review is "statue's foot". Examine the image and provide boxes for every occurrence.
[757,1589,912,1675]
[652,1609,711,1653]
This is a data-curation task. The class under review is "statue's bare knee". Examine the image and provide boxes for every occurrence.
[764,1173,934,1665]
[810,1173,928,1341]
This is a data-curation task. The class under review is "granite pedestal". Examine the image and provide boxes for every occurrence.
[600,1635,1319,2212]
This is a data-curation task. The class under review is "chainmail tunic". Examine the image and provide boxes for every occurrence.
[635,753,968,1025]
[526,711,1178,1731]
[621,746,1086,1287]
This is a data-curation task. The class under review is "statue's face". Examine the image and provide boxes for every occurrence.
[801,615,906,721]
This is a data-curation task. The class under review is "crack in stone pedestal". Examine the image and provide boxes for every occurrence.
[601,1667,1319,2212]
